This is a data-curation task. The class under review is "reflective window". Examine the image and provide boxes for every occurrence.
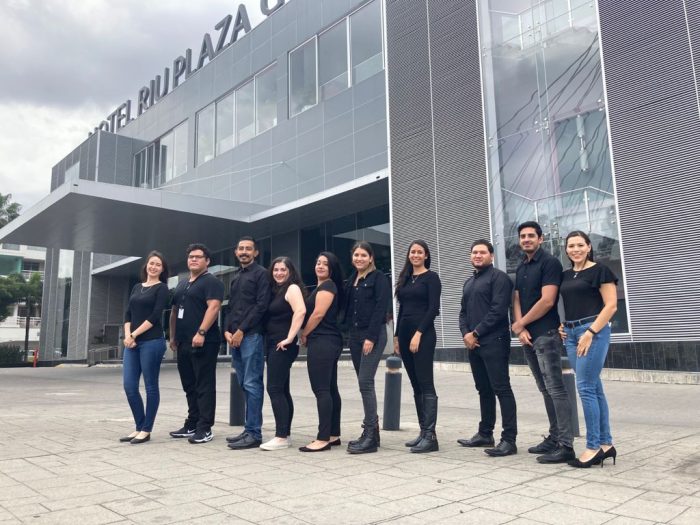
[289,38,317,116]
[65,161,80,181]
[236,80,255,144]
[350,0,383,84]
[478,0,628,332]
[196,103,215,166]
[256,66,278,134]
[216,92,235,155]
[173,122,188,178]
[319,20,348,100]
[54,249,74,358]
[134,144,154,188]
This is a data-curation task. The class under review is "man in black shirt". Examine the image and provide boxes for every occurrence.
[458,240,517,457]
[512,221,575,463]
[169,243,224,444]
[224,236,270,449]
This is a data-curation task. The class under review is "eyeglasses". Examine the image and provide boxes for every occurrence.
[188,255,206,260]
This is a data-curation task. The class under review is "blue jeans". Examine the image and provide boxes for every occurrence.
[564,322,612,450]
[123,338,166,432]
[231,332,264,440]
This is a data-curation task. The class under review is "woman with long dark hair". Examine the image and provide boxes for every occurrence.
[559,230,618,468]
[344,241,390,454]
[393,240,442,453]
[299,252,345,452]
[260,257,306,451]
[121,251,170,444]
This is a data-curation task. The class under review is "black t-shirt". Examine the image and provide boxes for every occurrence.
[124,282,169,341]
[515,248,562,339]
[171,272,225,344]
[395,270,442,334]
[560,263,618,321]
[304,280,340,339]
[266,288,294,342]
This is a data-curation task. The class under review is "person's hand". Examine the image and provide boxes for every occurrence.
[577,330,593,357]
[511,320,525,335]
[517,328,533,346]
[558,324,567,341]
[276,337,293,351]
[300,333,308,346]
[124,334,136,348]
[169,339,178,352]
[393,337,400,355]
[362,339,375,356]
[224,331,234,346]
[409,332,421,353]
[192,333,204,348]
[230,329,244,348]
[463,332,479,350]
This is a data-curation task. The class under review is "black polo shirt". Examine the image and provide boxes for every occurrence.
[224,261,270,335]
[459,264,513,341]
[171,272,225,344]
[515,248,562,340]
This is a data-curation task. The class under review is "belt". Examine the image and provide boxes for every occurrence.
[563,315,597,328]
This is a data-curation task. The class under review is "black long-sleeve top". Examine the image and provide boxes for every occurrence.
[459,265,513,341]
[343,269,391,344]
[224,262,271,335]
[124,282,169,341]
[395,270,442,336]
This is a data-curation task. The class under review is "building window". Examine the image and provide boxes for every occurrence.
[289,38,317,116]
[196,103,216,166]
[256,65,278,134]
[477,0,629,333]
[216,92,235,155]
[236,80,256,144]
[65,161,80,182]
[350,0,383,84]
[134,144,155,188]
[134,121,188,188]
[319,20,349,100]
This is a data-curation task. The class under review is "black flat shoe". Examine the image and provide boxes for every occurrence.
[119,433,138,442]
[130,434,151,444]
[299,443,331,452]
[329,438,341,447]
[568,449,604,468]
[457,433,495,448]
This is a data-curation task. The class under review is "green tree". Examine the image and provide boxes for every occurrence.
[0,192,22,228]
[0,273,25,322]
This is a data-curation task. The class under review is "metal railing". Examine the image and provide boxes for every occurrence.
[0,316,41,328]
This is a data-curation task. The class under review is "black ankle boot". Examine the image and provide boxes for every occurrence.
[405,395,425,447]
[348,425,368,448]
[347,425,379,454]
[410,394,439,453]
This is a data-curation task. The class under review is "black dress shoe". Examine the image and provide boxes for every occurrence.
[227,433,262,450]
[485,440,517,457]
[130,434,151,444]
[528,435,557,454]
[457,433,495,448]
[568,449,604,468]
[537,445,575,464]
[226,431,248,443]
[119,434,137,443]
[299,443,331,452]
[329,438,341,447]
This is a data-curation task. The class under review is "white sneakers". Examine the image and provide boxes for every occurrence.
[259,437,291,451]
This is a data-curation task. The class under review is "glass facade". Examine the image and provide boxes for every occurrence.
[478,0,628,332]
[319,20,349,100]
[350,0,384,84]
[256,65,278,134]
[196,103,216,166]
[54,249,73,357]
[134,121,188,188]
[289,38,318,117]
[216,92,235,155]
[236,80,256,144]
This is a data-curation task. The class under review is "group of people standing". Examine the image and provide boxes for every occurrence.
[119,221,618,468]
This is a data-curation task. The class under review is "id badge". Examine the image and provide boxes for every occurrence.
[178,307,184,319]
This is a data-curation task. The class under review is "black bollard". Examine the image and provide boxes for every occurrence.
[560,356,580,437]
[229,369,245,426]
[383,355,403,431]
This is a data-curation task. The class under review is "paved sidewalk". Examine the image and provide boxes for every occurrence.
[0,363,698,524]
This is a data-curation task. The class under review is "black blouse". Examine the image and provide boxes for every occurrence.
[124,282,169,341]
[395,270,442,335]
[560,264,618,321]
[304,280,341,339]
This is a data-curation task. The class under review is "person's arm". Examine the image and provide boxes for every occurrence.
[169,308,178,351]
[301,290,334,339]
[473,272,513,339]
[130,284,168,340]
[411,273,442,353]
[458,281,470,337]
[575,282,617,356]
[512,289,533,346]
[191,299,222,347]
[223,280,234,345]
[277,284,306,350]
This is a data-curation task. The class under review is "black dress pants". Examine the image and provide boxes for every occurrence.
[266,339,299,438]
[176,341,218,432]
[468,334,517,444]
[398,320,436,397]
[306,334,342,441]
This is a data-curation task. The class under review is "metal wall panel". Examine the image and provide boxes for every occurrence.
[598,0,700,341]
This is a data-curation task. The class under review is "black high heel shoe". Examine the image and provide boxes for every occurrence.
[601,446,617,465]
[567,449,604,468]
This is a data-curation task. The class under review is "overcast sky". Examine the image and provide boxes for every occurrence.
[0,0,268,213]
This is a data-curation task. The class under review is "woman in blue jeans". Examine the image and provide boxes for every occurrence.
[121,251,170,444]
[559,231,618,467]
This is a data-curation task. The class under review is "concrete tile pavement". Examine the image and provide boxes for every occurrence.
[0,363,698,524]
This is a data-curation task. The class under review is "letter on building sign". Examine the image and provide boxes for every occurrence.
[260,0,285,16]
[197,33,216,69]
[173,56,187,87]
[115,102,129,130]
[153,69,170,101]
[137,86,151,116]
[215,15,232,53]
[230,5,252,44]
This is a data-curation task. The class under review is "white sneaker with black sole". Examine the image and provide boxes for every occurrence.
[188,430,213,444]
[169,426,196,438]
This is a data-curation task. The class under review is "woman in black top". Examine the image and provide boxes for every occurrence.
[344,241,390,454]
[121,251,170,444]
[299,252,344,452]
[260,257,306,451]
[559,231,618,468]
[393,240,442,453]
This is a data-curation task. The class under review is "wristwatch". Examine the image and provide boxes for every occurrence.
[197,328,207,336]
